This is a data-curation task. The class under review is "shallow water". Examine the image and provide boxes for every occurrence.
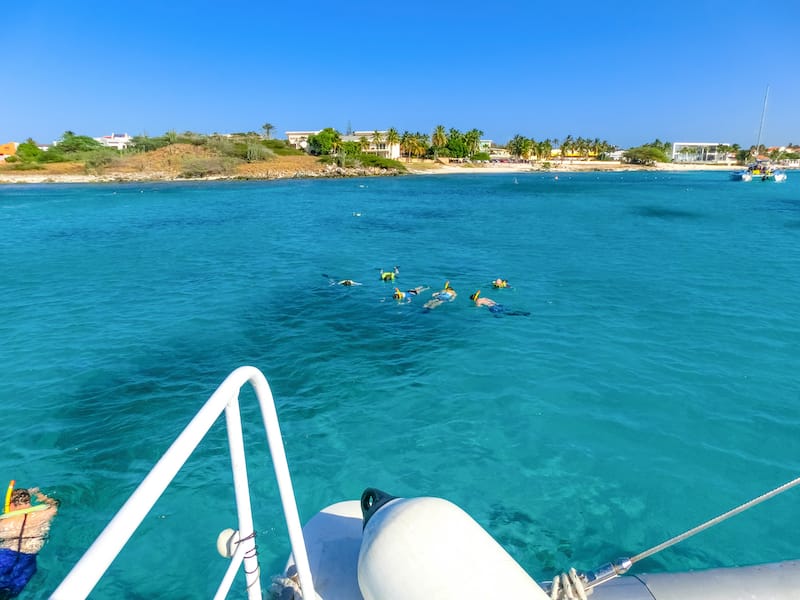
[1,172,799,598]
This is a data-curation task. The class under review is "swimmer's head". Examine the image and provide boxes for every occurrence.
[10,488,30,509]
[444,280,452,290]
[392,288,404,300]
[470,290,480,301]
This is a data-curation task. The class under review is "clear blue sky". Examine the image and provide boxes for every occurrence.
[4,1,800,148]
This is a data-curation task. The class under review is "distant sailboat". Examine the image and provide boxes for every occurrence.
[731,86,787,183]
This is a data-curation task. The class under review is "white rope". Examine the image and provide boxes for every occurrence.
[631,475,800,564]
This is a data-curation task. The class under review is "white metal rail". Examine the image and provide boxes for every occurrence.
[51,366,317,600]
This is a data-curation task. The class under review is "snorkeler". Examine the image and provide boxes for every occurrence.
[492,278,510,289]
[423,281,457,310]
[469,290,529,317]
[380,266,400,282]
[0,481,58,599]
[392,286,429,302]
[322,274,362,286]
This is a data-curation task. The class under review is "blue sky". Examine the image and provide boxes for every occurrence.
[4,1,800,148]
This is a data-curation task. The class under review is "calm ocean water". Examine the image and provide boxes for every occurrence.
[2,172,799,598]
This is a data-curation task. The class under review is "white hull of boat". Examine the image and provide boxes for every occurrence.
[283,499,800,600]
[731,171,753,182]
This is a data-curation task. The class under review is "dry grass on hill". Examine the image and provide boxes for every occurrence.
[0,143,327,179]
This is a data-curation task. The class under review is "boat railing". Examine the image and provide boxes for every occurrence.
[50,366,316,600]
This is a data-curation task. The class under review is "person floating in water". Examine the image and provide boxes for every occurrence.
[392,286,428,302]
[380,266,400,282]
[322,274,362,286]
[492,278,510,289]
[469,290,529,317]
[424,281,457,310]
[0,482,58,600]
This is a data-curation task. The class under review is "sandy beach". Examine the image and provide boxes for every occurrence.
[405,159,738,176]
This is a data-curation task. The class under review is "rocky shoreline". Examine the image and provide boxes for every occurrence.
[0,160,749,185]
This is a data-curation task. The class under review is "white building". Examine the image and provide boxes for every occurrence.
[286,130,400,160]
[95,133,133,150]
[672,142,730,163]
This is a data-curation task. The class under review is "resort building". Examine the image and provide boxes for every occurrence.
[672,142,731,163]
[94,133,133,150]
[286,130,400,160]
[0,142,17,161]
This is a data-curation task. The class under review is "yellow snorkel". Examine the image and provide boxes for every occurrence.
[470,290,480,301]
[4,480,15,513]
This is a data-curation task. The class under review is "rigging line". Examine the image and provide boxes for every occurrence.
[631,474,800,565]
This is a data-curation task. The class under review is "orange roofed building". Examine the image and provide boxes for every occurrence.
[0,142,17,160]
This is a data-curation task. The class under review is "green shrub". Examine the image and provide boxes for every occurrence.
[263,139,304,156]
[84,150,120,170]
[3,155,19,163]
[246,144,274,162]
[130,136,170,152]
[9,162,44,170]
[207,138,239,157]
[39,148,66,163]
[179,157,239,178]
[15,141,44,162]
[357,154,405,171]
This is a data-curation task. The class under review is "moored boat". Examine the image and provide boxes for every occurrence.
[731,86,788,183]
[731,160,787,183]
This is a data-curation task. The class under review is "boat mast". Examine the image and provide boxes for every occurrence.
[754,85,769,159]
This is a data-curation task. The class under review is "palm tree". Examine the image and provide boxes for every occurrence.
[432,125,447,149]
[561,134,574,158]
[261,123,274,140]
[536,139,553,161]
[400,131,413,161]
[413,132,430,159]
[464,128,483,157]
[512,135,528,159]
[678,146,695,162]
[385,128,400,159]
[371,130,383,154]
[520,138,534,161]
[330,132,344,165]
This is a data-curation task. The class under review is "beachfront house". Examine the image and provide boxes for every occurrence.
[286,130,400,160]
[0,141,17,161]
[94,133,133,150]
[671,142,731,163]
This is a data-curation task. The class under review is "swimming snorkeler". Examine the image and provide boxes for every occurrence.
[423,281,457,310]
[380,266,400,281]
[322,274,362,286]
[392,286,429,302]
[469,290,529,317]
[492,278,510,289]
[0,482,58,600]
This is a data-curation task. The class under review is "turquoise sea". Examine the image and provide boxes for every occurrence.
[2,172,799,598]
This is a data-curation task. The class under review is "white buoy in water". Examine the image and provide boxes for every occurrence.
[357,490,549,600]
